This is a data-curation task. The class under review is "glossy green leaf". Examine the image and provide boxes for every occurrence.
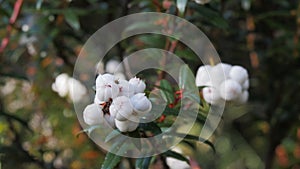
[135,156,152,169]
[128,129,141,150]
[76,125,100,137]
[101,152,122,169]
[139,122,162,135]
[105,129,121,143]
[170,132,216,153]
[160,79,175,104]
[64,10,80,30]
[179,65,200,103]
[163,150,190,164]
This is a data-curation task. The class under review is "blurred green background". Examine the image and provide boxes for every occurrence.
[1,0,300,169]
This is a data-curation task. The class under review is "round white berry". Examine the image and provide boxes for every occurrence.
[52,73,69,97]
[219,79,242,101]
[202,83,222,105]
[195,65,211,87]
[215,63,232,77]
[130,93,152,114]
[105,60,124,73]
[210,63,231,86]
[109,96,134,121]
[83,104,103,125]
[114,72,126,80]
[242,79,249,90]
[67,77,87,103]
[229,66,248,84]
[129,77,146,93]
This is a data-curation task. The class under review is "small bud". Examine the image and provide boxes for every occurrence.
[83,104,103,125]
[109,96,134,121]
[219,79,242,101]
[129,77,146,93]
[95,74,116,88]
[95,80,119,102]
[130,93,152,114]
[118,79,134,97]
[229,66,248,84]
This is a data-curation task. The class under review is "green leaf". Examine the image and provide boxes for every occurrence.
[163,150,190,164]
[188,2,229,29]
[76,125,100,137]
[170,132,216,153]
[138,35,166,48]
[64,10,80,30]
[179,65,200,103]
[101,152,122,169]
[105,129,121,143]
[160,80,175,104]
[177,0,188,16]
[135,157,153,169]
[139,122,162,135]
[101,139,127,169]
[162,106,179,116]
[128,129,142,150]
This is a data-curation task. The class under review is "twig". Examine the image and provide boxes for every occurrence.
[0,0,23,53]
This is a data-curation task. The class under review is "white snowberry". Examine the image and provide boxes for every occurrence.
[242,79,249,90]
[203,84,222,105]
[105,60,124,73]
[83,104,103,125]
[129,77,146,93]
[229,65,248,84]
[210,63,231,86]
[109,96,134,121]
[52,73,69,97]
[219,79,242,101]
[195,65,211,87]
[130,93,152,114]
[67,78,87,103]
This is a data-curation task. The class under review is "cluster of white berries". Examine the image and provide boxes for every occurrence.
[196,63,249,105]
[83,74,152,132]
[52,73,87,103]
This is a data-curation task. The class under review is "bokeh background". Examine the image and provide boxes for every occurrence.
[1,0,300,169]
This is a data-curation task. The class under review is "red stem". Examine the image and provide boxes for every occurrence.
[0,0,24,53]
